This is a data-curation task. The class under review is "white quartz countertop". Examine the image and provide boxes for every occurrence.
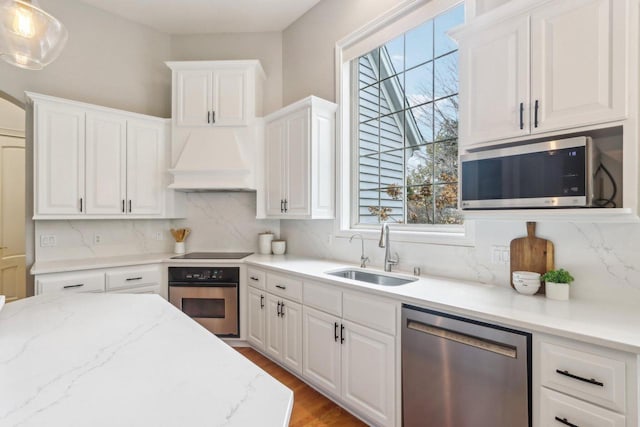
[0,293,293,427]
[29,252,640,353]
[246,255,640,354]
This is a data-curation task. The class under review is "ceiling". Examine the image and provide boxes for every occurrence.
[77,0,323,34]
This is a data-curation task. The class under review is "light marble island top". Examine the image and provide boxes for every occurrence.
[0,293,293,427]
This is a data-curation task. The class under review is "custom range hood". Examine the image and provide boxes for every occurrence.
[168,126,262,191]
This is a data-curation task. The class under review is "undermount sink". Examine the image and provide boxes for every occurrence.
[325,268,418,286]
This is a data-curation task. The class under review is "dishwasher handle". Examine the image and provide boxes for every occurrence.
[406,319,517,358]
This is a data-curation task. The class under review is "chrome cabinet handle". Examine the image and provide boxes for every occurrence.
[260,294,264,309]
[334,322,339,342]
[126,277,143,281]
[63,284,84,289]
[555,369,604,387]
[275,285,286,290]
[555,416,579,427]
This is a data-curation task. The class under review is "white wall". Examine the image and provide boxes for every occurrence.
[280,0,640,305]
[0,99,25,134]
[282,0,403,104]
[170,32,283,114]
[0,0,172,116]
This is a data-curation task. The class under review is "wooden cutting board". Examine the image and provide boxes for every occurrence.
[510,222,554,295]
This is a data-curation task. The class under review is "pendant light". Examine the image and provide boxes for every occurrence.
[0,0,68,70]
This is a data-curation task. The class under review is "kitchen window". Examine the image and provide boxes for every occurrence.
[336,0,472,244]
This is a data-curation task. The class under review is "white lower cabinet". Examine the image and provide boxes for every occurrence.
[534,334,637,427]
[35,264,163,297]
[265,293,303,375]
[247,285,266,350]
[302,281,397,427]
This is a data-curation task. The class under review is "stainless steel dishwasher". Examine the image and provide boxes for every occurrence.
[402,304,531,427]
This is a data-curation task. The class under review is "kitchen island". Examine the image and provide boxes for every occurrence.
[0,293,293,427]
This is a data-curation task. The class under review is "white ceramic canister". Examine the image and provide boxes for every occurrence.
[271,240,286,255]
[258,232,274,254]
[174,241,186,254]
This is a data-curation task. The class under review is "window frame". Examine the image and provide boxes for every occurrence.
[334,0,475,246]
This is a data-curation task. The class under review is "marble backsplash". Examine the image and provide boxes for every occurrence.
[280,219,640,305]
[35,192,279,261]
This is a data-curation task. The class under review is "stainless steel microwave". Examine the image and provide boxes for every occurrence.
[460,136,599,209]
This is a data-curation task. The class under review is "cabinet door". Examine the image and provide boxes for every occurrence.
[281,299,303,375]
[85,112,127,214]
[341,320,395,427]
[34,102,85,215]
[247,286,266,350]
[175,70,212,127]
[302,306,341,397]
[284,108,310,216]
[458,15,530,147]
[126,119,165,215]
[212,69,246,126]
[265,293,283,360]
[530,0,626,133]
[265,119,286,217]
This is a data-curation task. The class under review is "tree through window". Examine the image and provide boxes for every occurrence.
[356,4,464,225]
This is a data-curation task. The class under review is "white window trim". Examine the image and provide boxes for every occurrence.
[333,0,475,247]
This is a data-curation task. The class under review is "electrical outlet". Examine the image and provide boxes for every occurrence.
[491,245,510,265]
[93,234,102,245]
[155,231,163,241]
[40,235,56,247]
[326,233,333,245]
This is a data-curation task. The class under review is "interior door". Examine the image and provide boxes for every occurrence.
[0,135,25,302]
[126,119,165,215]
[85,112,127,214]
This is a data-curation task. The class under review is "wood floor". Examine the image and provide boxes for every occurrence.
[235,347,367,427]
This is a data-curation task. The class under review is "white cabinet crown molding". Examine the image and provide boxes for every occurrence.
[165,59,266,80]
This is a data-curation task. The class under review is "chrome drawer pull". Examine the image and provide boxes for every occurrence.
[275,285,286,290]
[63,284,84,289]
[126,277,143,281]
[555,369,604,387]
[555,416,579,427]
[407,319,517,358]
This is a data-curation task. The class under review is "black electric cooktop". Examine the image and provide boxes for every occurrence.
[170,252,253,260]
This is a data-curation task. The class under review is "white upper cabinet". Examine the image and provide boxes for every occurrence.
[453,0,628,148]
[263,96,337,219]
[29,93,183,219]
[458,15,530,145]
[85,112,127,215]
[167,60,264,128]
[34,101,85,215]
[126,119,165,215]
[530,0,626,133]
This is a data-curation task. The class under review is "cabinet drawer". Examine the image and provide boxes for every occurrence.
[109,284,161,295]
[303,280,342,317]
[540,387,625,427]
[36,271,105,294]
[106,265,161,291]
[342,291,396,336]
[540,341,626,412]
[266,272,302,302]
[247,267,266,290]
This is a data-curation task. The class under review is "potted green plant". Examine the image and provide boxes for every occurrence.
[542,269,574,300]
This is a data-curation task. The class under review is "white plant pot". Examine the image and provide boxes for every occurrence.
[545,282,570,300]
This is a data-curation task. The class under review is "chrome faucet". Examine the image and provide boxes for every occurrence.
[379,223,399,272]
[349,233,369,268]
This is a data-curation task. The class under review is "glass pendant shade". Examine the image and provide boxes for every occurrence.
[0,0,68,70]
